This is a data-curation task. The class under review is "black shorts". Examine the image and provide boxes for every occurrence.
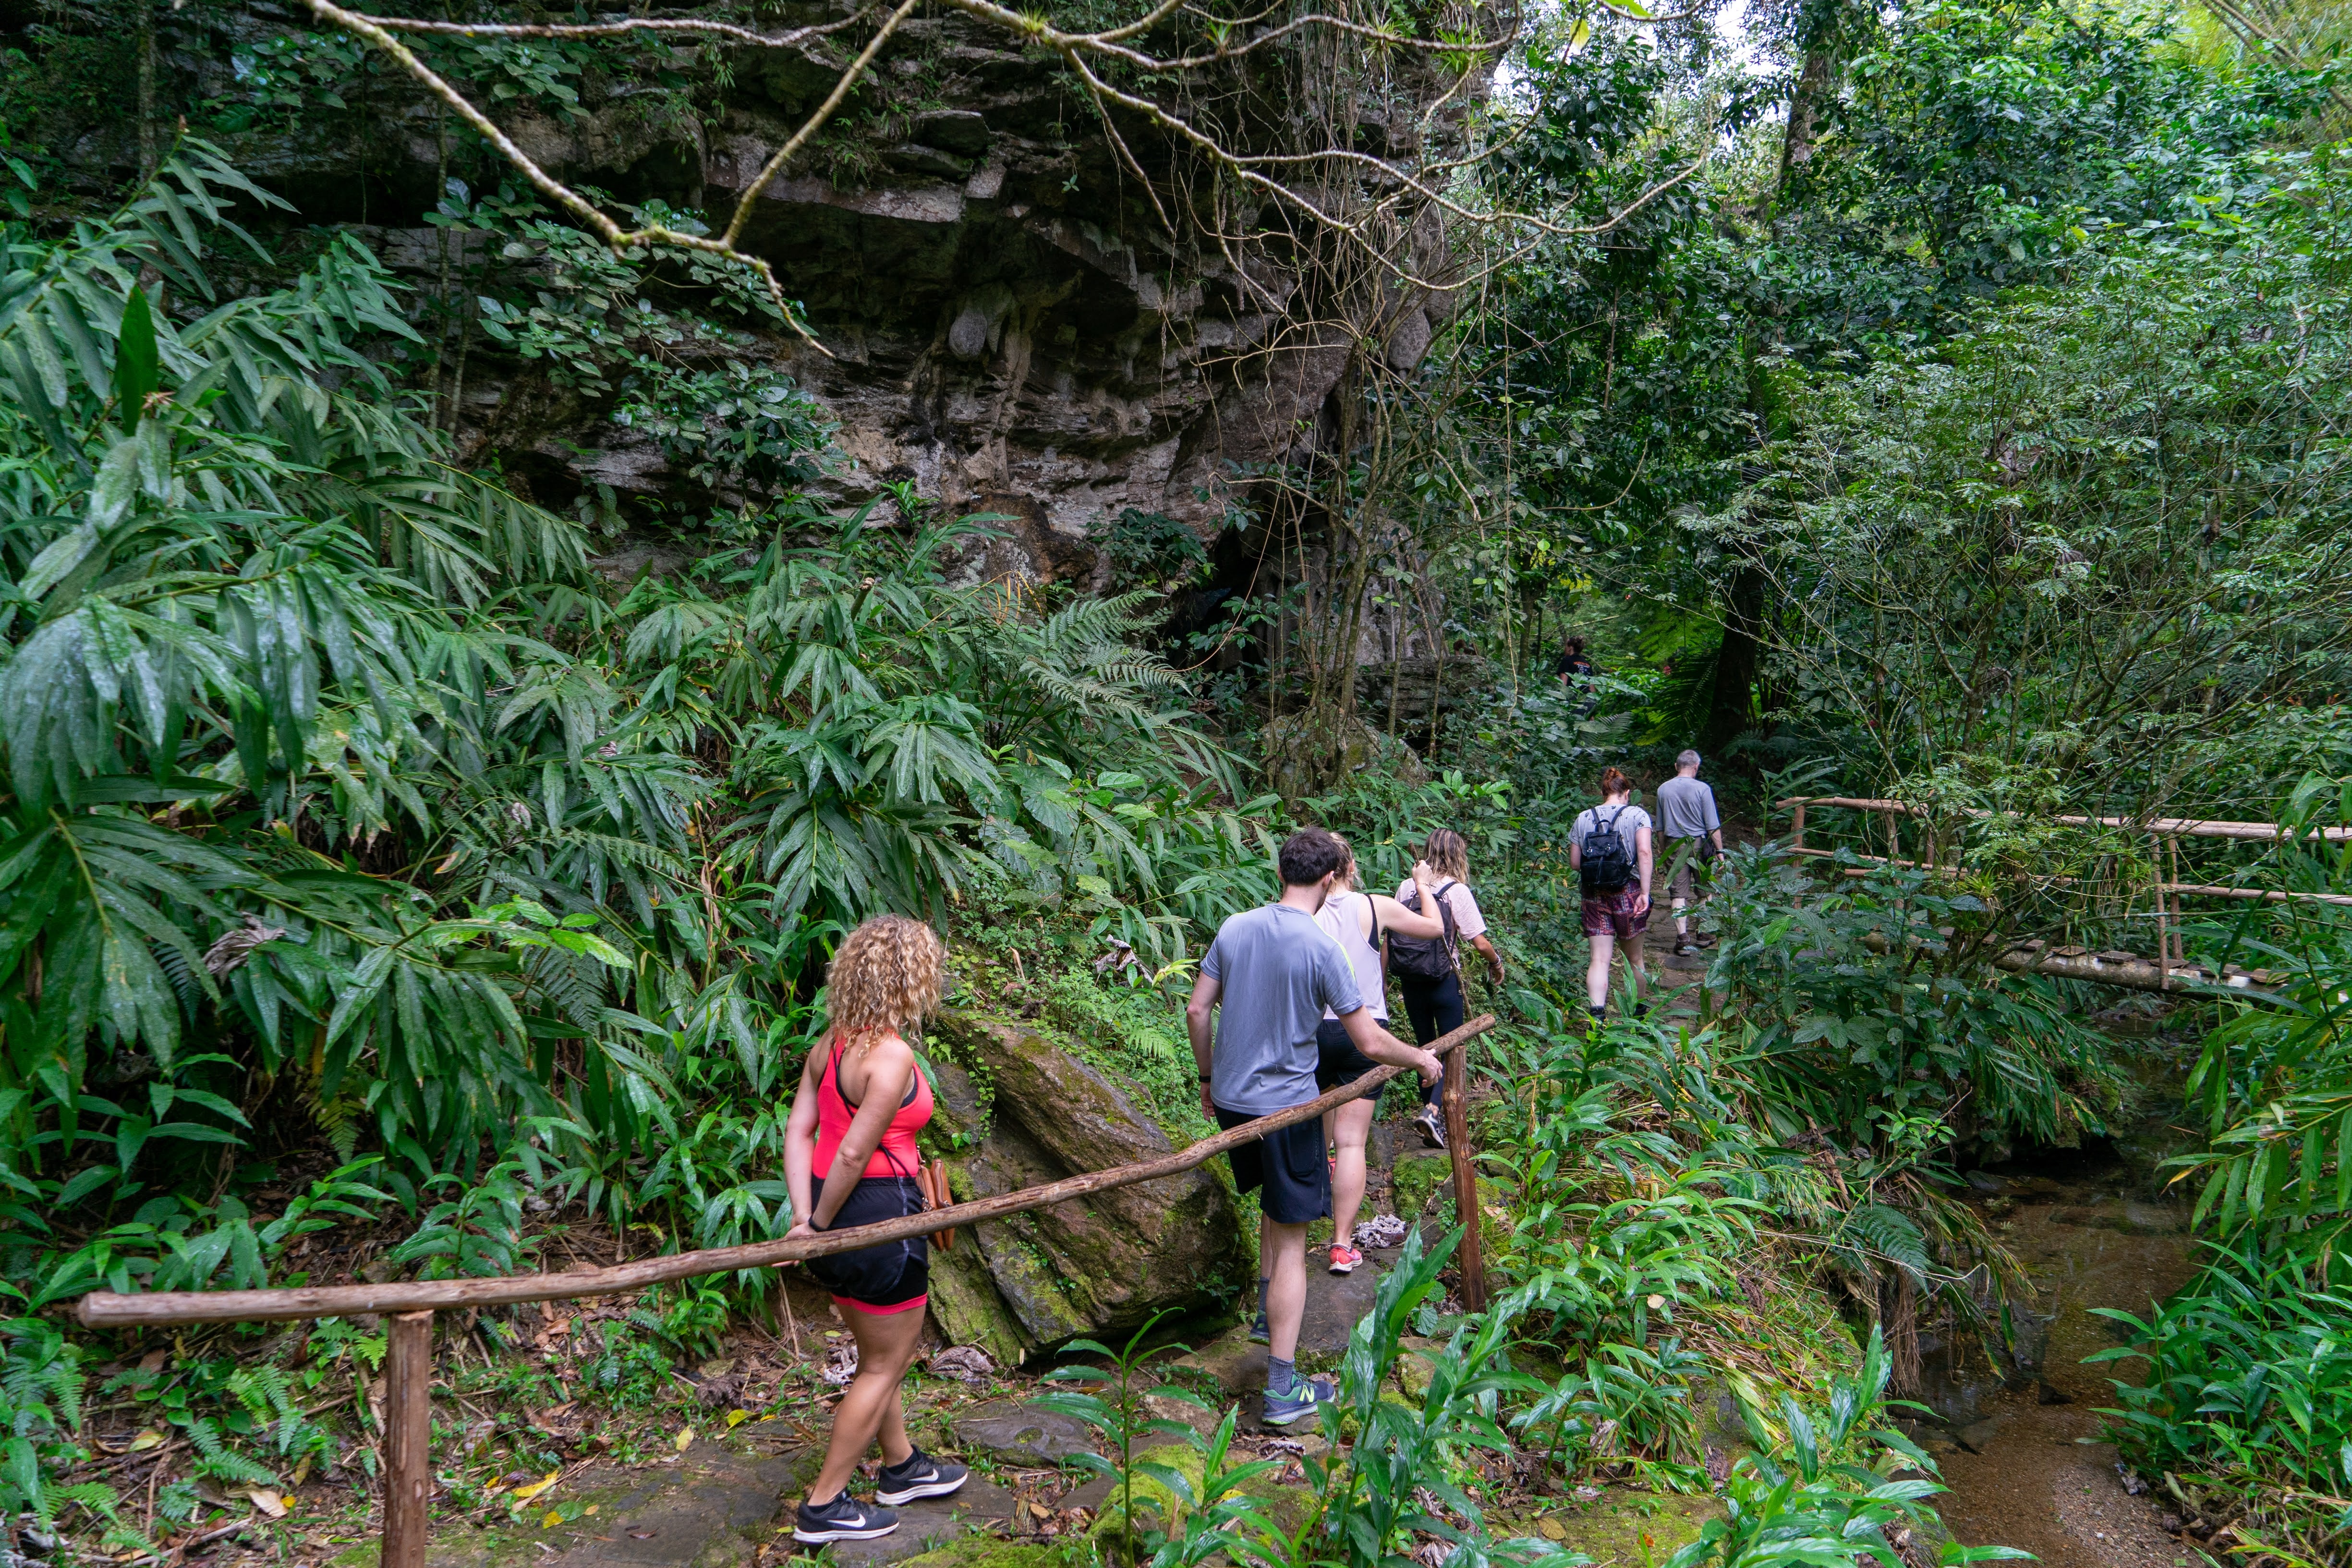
[1314,1018,1380,1091]
[1214,1106,1331,1225]
[803,1173,929,1316]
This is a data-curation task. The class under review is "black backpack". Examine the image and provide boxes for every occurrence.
[1389,881,1461,980]
[1579,806,1636,893]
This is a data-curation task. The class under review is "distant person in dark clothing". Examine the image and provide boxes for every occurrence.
[1555,638,1601,718]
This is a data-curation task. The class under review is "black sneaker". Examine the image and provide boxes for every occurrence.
[1673,939,1695,956]
[1413,1104,1447,1149]
[1248,1307,1271,1344]
[875,1448,969,1506]
[793,1493,900,1543]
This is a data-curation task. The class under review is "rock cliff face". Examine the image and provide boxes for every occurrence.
[921,1010,1249,1362]
[22,0,1466,607]
[285,10,1447,582]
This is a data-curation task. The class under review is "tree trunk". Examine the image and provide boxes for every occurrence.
[1776,45,1834,204]
[1705,563,1764,752]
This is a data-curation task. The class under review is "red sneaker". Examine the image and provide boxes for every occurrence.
[1327,1244,1363,1276]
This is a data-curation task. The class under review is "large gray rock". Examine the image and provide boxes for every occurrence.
[952,1400,1099,1462]
[919,1011,1250,1363]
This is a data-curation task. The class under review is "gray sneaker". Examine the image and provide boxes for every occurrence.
[1413,1104,1446,1149]
[1261,1376,1336,1427]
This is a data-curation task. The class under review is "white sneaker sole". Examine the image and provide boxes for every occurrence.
[794,1520,900,1543]
[1261,1401,1327,1428]
[1328,1257,1358,1275]
[874,1472,969,1506]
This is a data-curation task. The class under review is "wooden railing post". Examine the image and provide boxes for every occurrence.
[1790,800,1806,851]
[383,1310,435,1568]
[1443,1033,1487,1312]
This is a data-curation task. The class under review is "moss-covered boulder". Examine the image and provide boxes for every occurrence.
[1086,1443,1205,1543]
[1532,1490,1723,1566]
[922,1011,1250,1359]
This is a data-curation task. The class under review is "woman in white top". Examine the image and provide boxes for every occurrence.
[1390,829,1505,1150]
[1313,839,1449,1276]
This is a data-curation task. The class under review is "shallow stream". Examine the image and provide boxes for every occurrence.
[1925,1056,2204,1568]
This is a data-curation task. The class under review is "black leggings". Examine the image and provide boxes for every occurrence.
[1397,971,1464,1106]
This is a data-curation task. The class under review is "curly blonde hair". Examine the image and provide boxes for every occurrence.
[824,914,946,1051]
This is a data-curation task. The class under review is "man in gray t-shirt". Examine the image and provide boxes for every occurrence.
[1655,750,1725,954]
[1187,827,1439,1427]
[1200,900,1358,1113]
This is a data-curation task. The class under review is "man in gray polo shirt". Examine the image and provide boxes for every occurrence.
[1655,750,1725,955]
[1186,826,1440,1426]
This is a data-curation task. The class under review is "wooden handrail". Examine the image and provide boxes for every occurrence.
[79,1013,1497,1568]
[1776,797,2352,844]
[77,1014,1495,1326]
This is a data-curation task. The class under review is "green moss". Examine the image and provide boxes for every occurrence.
[1391,1150,1451,1218]
[926,1237,1036,1367]
[895,1535,1075,1568]
[1038,973,1216,1148]
[1088,1443,1206,1543]
[1528,1490,1723,1567]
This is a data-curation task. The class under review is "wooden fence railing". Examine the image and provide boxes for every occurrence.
[76,1015,1497,1568]
[1778,797,2348,992]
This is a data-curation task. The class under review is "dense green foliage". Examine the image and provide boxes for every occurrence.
[2094,777,2352,1559]
[0,0,2346,1560]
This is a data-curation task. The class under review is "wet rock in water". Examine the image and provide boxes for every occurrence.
[1963,1170,2009,1195]
[954,1400,1099,1462]
[2048,1203,2186,1236]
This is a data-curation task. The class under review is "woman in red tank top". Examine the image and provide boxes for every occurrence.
[782,915,966,1543]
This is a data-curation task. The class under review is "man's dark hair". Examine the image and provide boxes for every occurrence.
[1278,827,1349,888]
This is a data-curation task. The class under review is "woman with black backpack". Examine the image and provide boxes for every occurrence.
[1389,828,1505,1149]
[1567,767,1654,1023]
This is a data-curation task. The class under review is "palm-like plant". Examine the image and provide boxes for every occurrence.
[0,148,708,1280]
